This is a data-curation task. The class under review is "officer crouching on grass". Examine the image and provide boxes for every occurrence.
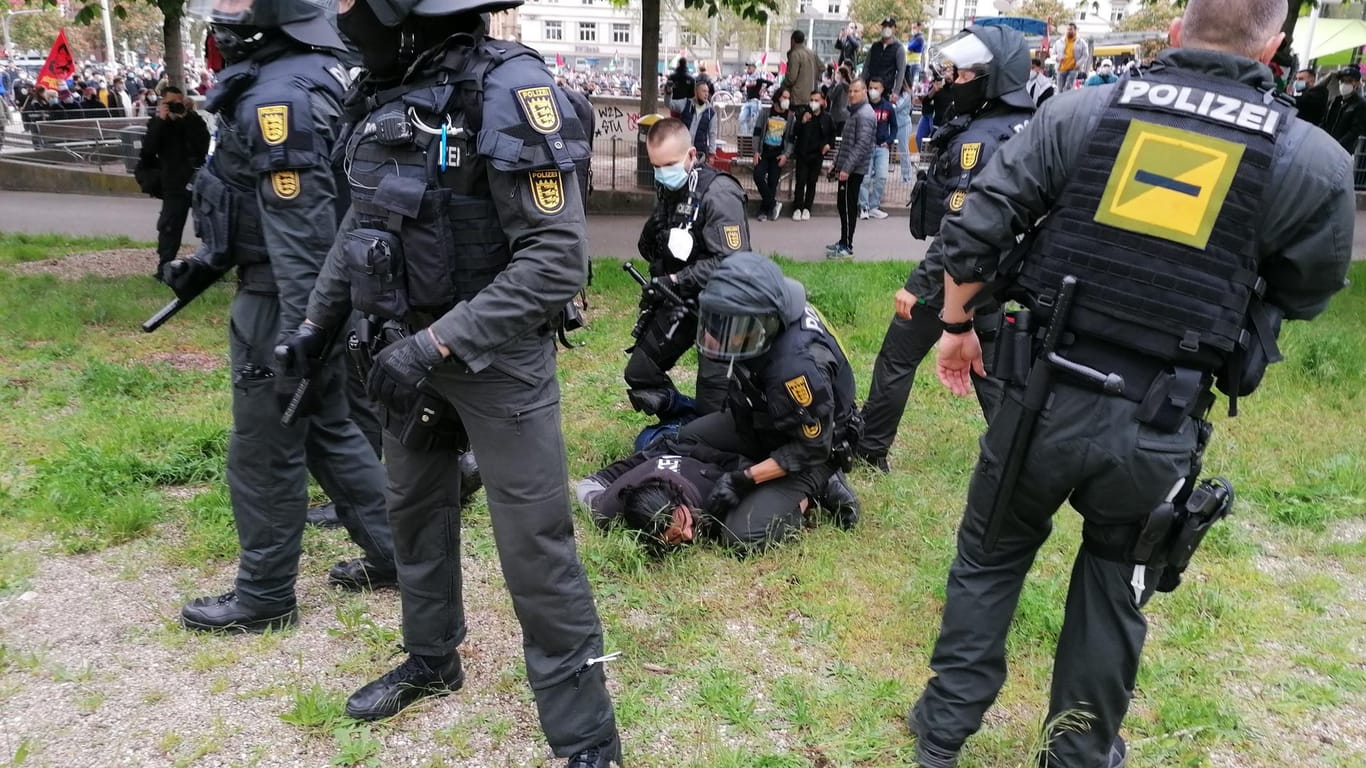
[173,0,398,633]
[675,252,861,553]
[855,24,1033,473]
[274,0,621,764]
[907,0,1354,765]
[627,117,751,420]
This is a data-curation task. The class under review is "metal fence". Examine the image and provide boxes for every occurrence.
[2,117,147,171]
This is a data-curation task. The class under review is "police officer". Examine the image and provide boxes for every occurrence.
[910,0,1354,765]
[277,1,620,764]
[173,0,398,633]
[856,25,1033,472]
[678,252,861,553]
[627,117,750,419]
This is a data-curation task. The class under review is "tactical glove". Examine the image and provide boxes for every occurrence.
[162,257,223,303]
[705,470,755,519]
[367,329,445,412]
[274,322,330,379]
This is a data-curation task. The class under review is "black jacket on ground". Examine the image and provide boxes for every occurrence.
[138,111,210,197]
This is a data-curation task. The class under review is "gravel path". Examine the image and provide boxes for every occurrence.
[7,247,190,281]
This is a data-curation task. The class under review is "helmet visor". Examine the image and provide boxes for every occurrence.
[932,30,993,76]
[696,311,780,361]
[188,0,331,25]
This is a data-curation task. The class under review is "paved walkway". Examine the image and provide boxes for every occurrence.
[3,189,1364,263]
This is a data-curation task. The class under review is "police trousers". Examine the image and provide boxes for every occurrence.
[155,192,192,266]
[382,334,615,757]
[861,305,1001,458]
[678,411,834,553]
[226,290,394,611]
[624,304,729,417]
[911,382,1199,767]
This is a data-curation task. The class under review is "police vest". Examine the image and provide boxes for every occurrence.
[651,165,742,272]
[1015,67,1293,370]
[339,36,591,323]
[193,51,347,271]
[909,109,1028,240]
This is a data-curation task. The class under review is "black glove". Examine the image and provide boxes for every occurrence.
[639,277,671,310]
[367,328,446,412]
[705,470,755,519]
[274,323,330,379]
[162,257,222,302]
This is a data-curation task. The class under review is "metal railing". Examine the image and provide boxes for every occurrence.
[3,116,147,172]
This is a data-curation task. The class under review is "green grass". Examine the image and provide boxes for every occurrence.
[0,233,151,265]
[0,236,1363,767]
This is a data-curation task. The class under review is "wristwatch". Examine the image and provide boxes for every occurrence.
[938,311,974,335]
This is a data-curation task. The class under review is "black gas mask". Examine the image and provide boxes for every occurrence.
[212,23,271,64]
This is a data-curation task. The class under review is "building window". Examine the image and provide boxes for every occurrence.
[680,31,700,48]
[545,20,563,41]
[826,1,840,14]
[962,0,977,19]
[579,22,597,42]
[612,23,631,44]
[799,0,813,12]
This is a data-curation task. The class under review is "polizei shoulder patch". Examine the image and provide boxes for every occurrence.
[515,86,562,135]
[257,104,289,146]
[529,169,565,214]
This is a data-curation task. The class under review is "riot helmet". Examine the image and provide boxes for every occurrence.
[337,0,513,80]
[350,0,522,27]
[696,252,806,362]
[188,0,344,62]
[932,24,1033,116]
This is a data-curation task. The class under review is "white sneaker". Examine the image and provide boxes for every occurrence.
[792,208,802,221]
[772,202,782,220]
[868,208,889,219]
[801,209,811,220]
[859,209,870,220]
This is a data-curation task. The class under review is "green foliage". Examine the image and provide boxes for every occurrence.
[280,683,349,732]
[849,0,928,43]
[330,725,383,768]
[1116,0,1181,33]
[1014,0,1075,29]
[0,233,148,266]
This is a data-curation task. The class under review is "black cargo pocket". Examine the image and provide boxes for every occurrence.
[191,171,232,261]
[400,189,458,308]
[343,228,410,319]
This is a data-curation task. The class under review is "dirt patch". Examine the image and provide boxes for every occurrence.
[7,246,193,281]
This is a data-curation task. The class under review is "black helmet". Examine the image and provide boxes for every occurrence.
[696,252,805,362]
[359,0,523,27]
[933,25,1033,111]
[188,0,344,55]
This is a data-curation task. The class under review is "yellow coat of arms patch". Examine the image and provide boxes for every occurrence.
[529,170,565,214]
[723,225,742,251]
[515,86,562,135]
[948,189,967,212]
[801,422,822,439]
[257,105,289,146]
[785,375,813,407]
[271,170,300,200]
[960,142,982,170]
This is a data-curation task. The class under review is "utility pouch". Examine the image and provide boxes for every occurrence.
[993,311,1036,389]
[907,169,932,240]
[396,390,469,453]
[1136,366,1205,433]
[343,228,411,320]
[191,170,232,263]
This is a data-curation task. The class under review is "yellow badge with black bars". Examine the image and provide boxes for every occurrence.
[515,86,562,135]
[257,104,288,146]
[271,170,300,200]
[1094,119,1244,250]
[723,225,742,251]
[785,375,813,407]
[529,170,565,214]
[959,142,982,170]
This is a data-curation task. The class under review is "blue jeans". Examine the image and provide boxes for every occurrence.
[859,145,890,212]
[739,99,760,137]
[894,99,914,182]
[915,112,935,150]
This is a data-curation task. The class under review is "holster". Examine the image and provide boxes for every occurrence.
[394,390,469,453]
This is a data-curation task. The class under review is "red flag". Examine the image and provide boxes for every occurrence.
[556,53,565,68]
[1040,18,1051,60]
[758,52,767,67]
[205,29,225,73]
[37,29,77,91]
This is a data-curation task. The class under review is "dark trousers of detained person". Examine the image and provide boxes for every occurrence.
[836,173,864,251]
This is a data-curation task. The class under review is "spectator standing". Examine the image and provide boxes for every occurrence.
[906,22,926,86]
[859,80,897,219]
[792,90,835,220]
[1085,59,1119,86]
[828,79,874,258]
[828,65,852,136]
[21,87,50,148]
[696,63,714,92]
[1292,68,1328,125]
[137,86,210,279]
[109,75,134,117]
[864,18,907,98]
[837,22,862,70]
[1051,22,1090,90]
[782,30,822,106]
[1324,67,1366,154]
[752,85,796,220]
[739,61,771,136]
[670,80,718,163]
[915,64,955,157]
[665,57,696,114]
[894,76,915,183]
[1027,58,1056,106]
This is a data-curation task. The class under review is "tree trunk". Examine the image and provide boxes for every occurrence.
[641,0,661,115]
[163,3,184,92]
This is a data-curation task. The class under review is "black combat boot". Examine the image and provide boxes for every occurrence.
[819,470,861,530]
[567,729,623,767]
[345,652,464,721]
[306,501,342,528]
[180,591,298,634]
[458,451,483,506]
[328,558,398,591]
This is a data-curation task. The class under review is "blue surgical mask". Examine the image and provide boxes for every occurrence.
[654,162,689,191]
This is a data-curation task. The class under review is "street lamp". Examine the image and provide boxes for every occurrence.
[2,9,45,59]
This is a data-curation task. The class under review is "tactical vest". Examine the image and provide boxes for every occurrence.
[909,110,1026,240]
[651,165,741,273]
[1015,67,1293,370]
[192,51,347,272]
[339,37,590,323]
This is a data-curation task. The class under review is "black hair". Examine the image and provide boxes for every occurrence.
[1031,58,1044,68]
[792,30,806,44]
[621,479,685,551]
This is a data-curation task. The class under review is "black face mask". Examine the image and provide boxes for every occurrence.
[338,0,409,80]
[212,24,268,64]
[950,75,989,118]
